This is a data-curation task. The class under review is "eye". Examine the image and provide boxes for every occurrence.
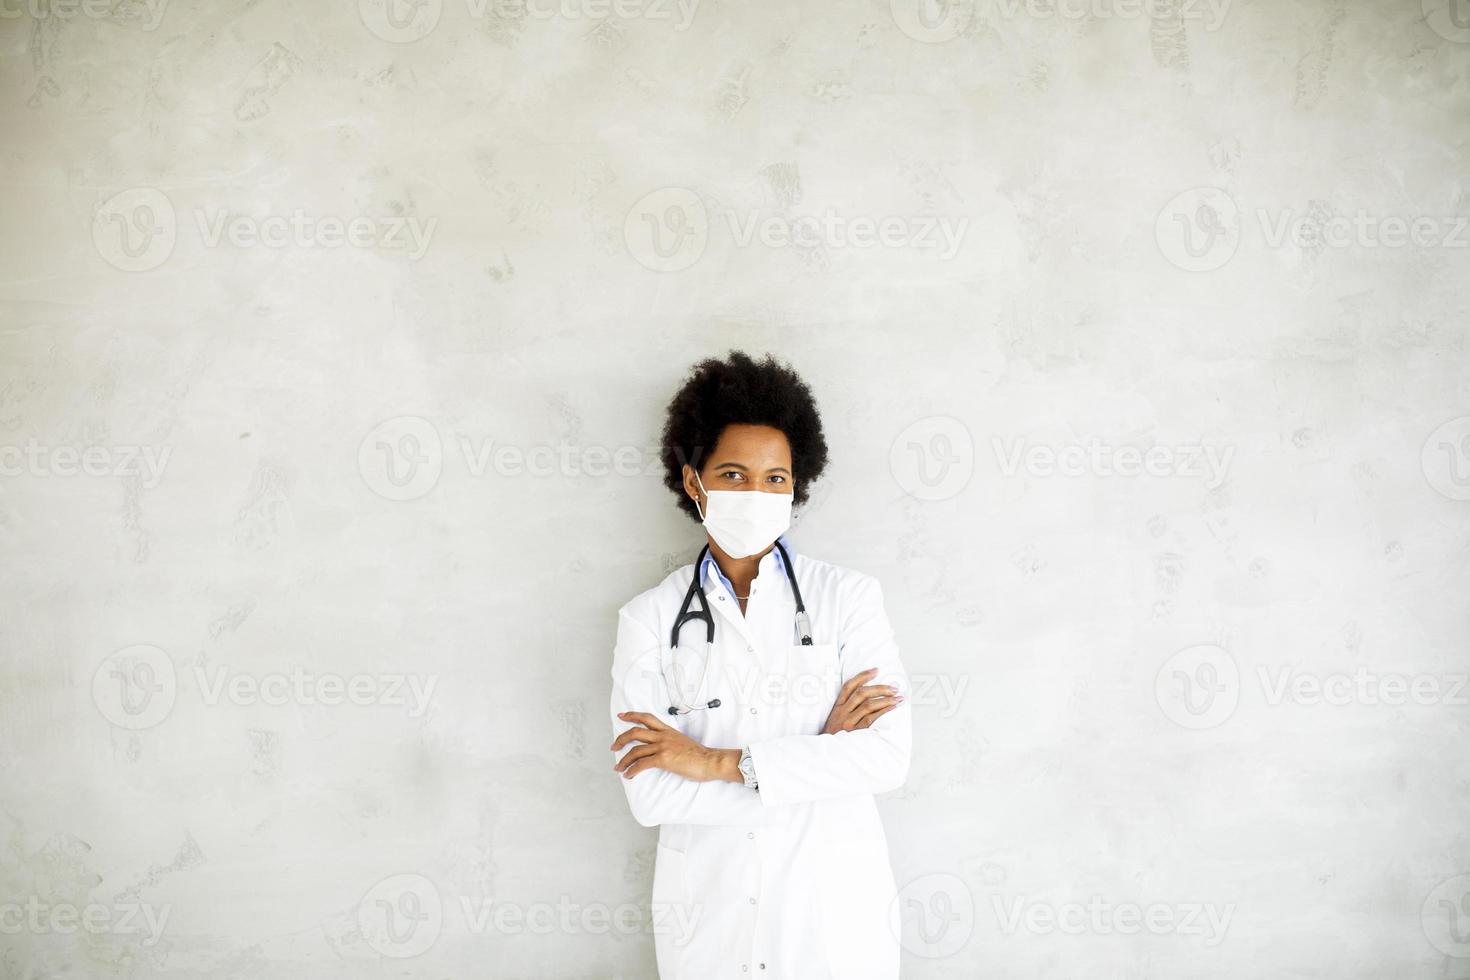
[719,470,745,482]
[767,474,787,485]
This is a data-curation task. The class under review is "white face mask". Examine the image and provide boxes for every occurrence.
[692,470,792,559]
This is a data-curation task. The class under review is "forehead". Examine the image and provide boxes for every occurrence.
[709,424,791,464]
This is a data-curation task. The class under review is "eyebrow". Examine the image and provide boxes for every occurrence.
[712,461,792,475]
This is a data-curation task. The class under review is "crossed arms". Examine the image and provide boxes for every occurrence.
[608,574,912,826]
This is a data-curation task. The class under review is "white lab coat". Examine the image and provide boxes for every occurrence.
[609,542,912,979]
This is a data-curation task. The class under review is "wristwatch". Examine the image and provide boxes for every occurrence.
[738,746,759,790]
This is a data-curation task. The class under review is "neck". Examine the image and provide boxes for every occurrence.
[709,539,776,596]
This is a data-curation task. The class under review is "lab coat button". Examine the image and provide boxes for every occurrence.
[749,897,757,904]
[741,966,748,973]
[746,644,754,652]
[759,965,766,971]
[749,707,758,714]
[747,832,755,839]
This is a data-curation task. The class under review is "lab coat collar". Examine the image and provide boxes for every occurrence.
[698,534,796,651]
[698,532,795,590]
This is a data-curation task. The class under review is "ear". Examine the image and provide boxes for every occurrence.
[683,464,706,518]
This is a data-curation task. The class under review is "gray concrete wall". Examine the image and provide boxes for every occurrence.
[2,0,1468,976]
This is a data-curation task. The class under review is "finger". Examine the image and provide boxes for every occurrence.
[836,698,892,732]
[836,668,880,707]
[614,744,659,773]
[622,755,663,779]
[855,701,900,728]
[617,711,671,732]
[833,674,864,708]
[838,686,894,719]
[851,698,898,725]
[610,727,654,752]
[610,727,660,752]
[848,684,899,706]
[823,705,858,734]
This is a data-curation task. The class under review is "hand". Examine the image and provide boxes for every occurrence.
[612,712,740,782]
[822,668,903,734]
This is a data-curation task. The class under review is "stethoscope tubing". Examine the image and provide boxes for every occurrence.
[666,540,813,715]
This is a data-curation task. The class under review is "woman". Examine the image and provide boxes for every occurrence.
[608,350,913,979]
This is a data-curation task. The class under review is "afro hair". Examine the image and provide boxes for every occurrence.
[659,350,830,523]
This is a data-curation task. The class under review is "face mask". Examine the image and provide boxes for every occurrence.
[692,470,792,559]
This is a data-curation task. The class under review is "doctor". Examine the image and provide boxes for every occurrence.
[609,351,913,978]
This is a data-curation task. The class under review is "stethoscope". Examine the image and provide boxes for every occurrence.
[665,539,812,715]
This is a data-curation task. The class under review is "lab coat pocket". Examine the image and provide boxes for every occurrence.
[785,643,841,736]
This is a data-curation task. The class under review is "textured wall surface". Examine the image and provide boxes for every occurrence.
[2,0,1469,977]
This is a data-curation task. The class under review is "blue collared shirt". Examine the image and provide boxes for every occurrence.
[700,533,793,598]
